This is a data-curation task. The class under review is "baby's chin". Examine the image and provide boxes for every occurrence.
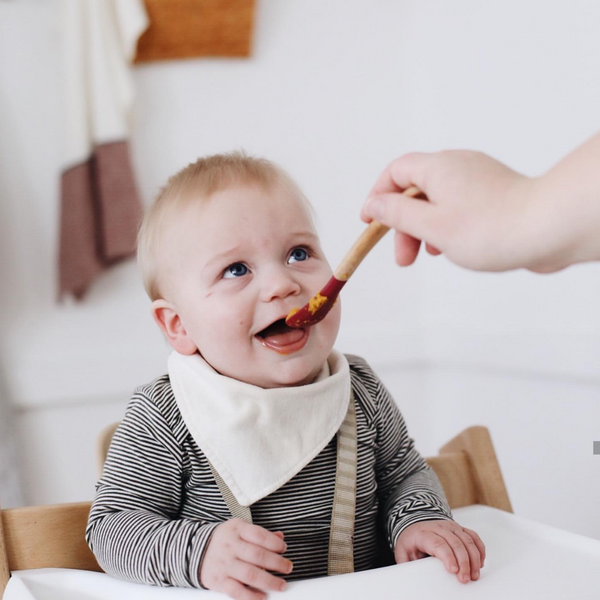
[207,347,333,389]
[246,361,326,389]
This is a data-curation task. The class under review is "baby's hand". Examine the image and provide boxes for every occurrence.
[395,520,485,583]
[200,519,293,600]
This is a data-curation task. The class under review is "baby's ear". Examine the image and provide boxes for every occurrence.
[151,300,198,355]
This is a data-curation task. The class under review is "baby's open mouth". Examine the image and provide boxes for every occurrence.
[257,318,295,339]
[255,318,308,353]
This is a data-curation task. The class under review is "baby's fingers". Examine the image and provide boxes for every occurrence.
[455,528,485,580]
[442,531,474,583]
[231,562,287,594]
[221,577,267,600]
[239,522,287,553]
[419,533,459,576]
[237,540,293,575]
[463,527,486,567]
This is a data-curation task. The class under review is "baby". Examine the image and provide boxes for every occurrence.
[86,153,485,599]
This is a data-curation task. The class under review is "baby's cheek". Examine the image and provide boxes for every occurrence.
[323,302,342,341]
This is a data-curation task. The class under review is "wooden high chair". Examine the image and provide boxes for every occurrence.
[0,425,512,596]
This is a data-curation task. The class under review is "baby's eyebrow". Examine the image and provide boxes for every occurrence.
[203,246,243,271]
[289,231,319,242]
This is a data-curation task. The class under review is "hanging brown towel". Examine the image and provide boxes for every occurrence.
[59,141,142,299]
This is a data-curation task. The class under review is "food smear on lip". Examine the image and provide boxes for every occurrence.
[256,319,309,355]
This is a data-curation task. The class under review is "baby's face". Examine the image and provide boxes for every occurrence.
[160,182,341,388]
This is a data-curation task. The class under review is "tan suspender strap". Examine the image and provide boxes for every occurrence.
[207,462,253,524]
[207,391,357,575]
[327,392,357,575]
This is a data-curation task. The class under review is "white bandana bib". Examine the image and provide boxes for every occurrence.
[167,350,351,507]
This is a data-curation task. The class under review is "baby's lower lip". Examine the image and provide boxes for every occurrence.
[256,327,310,355]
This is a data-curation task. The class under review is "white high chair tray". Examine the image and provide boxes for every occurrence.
[5,505,600,600]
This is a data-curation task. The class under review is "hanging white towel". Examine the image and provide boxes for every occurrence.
[59,0,149,299]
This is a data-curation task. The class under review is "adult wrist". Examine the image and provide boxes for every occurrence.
[523,173,600,272]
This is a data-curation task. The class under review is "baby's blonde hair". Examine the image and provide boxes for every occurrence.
[138,151,312,300]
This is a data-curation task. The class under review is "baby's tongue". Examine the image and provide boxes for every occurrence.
[259,320,304,346]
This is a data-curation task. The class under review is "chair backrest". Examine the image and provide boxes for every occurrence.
[95,421,120,477]
[426,426,513,512]
[0,424,511,596]
[0,500,101,594]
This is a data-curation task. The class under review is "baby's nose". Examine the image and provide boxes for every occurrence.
[260,269,301,302]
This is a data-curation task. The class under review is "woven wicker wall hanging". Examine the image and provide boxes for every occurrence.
[134,0,256,63]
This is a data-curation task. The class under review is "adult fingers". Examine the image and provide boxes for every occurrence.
[238,522,287,553]
[221,577,267,600]
[364,193,439,249]
[368,153,432,198]
[394,231,422,266]
[236,540,293,575]
[425,243,442,256]
[230,561,287,594]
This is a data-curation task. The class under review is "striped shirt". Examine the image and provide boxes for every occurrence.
[86,354,452,588]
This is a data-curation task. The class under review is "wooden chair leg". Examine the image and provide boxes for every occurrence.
[440,426,513,512]
[1,497,11,596]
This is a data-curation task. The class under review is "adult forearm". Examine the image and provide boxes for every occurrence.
[526,132,600,271]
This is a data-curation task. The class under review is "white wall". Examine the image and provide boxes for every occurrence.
[1,0,599,541]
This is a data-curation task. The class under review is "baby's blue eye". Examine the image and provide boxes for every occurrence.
[288,247,309,264]
[223,263,248,279]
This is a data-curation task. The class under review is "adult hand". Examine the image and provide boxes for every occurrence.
[362,134,600,273]
[200,519,293,600]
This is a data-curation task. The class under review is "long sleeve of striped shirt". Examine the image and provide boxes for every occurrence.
[86,394,219,587]
[86,354,452,587]
[346,356,452,554]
